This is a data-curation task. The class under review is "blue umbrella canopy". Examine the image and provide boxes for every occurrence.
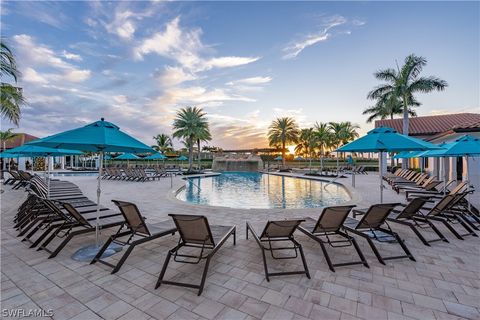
[115,153,139,160]
[423,135,480,157]
[393,151,425,159]
[294,156,304,160]
[144,152,167,160]
[274,156,283,161]
[28,118,154,153]
[338,127,440,152]
[0,151,13,158]
[104,154,112,160]
[177,155,188,161]
[5,144,83,157]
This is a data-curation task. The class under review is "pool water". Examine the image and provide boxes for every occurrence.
[176,172,350,209]
[52,172,98,177]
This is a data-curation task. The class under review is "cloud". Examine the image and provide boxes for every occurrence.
[153,86,255,107]
[12,34,91,83]
[227,76,272,86]
[23,67,48,84]
[105,10,136,40]
[61,50,82,61]
[283,15,362,59]
[134,16,259,73]
[157,66,197,87]
[12,2,69,29]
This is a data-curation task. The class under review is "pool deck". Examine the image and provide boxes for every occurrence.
[1,173,479,320]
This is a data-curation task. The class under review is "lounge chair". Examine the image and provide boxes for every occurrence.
[353,198,449,246]
[414,193,478,240]
[344,203,416,265]
[406,181,467,200]
[91,200,177,273]
[298,205,369,272]
[34,201,124,258]
[246,220,310,280]
[155,214,236,295]
[4,170,21,185]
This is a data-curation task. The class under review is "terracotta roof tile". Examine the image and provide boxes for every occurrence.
[375,113,480,136]
[2,133,39,150]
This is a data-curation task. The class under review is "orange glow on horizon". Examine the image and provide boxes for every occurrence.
[287,145,296,154]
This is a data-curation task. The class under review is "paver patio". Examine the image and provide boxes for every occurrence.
[1,173,479,320]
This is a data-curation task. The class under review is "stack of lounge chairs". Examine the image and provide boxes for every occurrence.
[102,167,171,181]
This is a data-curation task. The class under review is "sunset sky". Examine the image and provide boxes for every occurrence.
[1,1,479,149]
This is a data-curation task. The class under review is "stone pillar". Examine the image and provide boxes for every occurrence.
[381,152,387,174]
[449,157,457,181]
[60,156,65,169]
[18,157,26,170]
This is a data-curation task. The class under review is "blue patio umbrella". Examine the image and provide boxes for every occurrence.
[421,136,480,197]
[115,153,139,160]
[392,151,425,159]
[0,151,13,158]
[294,156,304,161]
[144,152,167,160]
[338,127,441,202]
[274,156,283,161]
[177,155,188,161]
[28,118,154,260]
[7,145,83,197]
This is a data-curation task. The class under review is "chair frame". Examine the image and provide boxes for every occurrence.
[298,205,369,272]
[345,203,416,265]
[91,200,177,273]
[155,214,236,295]
[246,220,310,281]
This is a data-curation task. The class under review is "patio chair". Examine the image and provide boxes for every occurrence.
[37,201,125,258]
[91,200,177,274]
[406,181,467,201]
[395,177,441,194]
[298,205,369,272]
[344,203,416,265]
[414,193,478,240]
[4,170,21,185]
[155,214,236,295]
[246,219,310,280]
[353,198,449,246]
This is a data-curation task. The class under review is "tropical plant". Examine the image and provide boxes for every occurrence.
[172,106,210,172]
[367,54,447,135]
[0,128,17,179]
[1,40,24,126]
[363,94,419,123]
[328,121,359,160]
[152,133,173,153]
[314,122,333,172]
[268,117,299,166]
[295,128,317,171]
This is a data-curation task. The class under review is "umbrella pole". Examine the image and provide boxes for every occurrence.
[47,156,51,199]
[96,151,103,246]
[379,152,383,203]
[443,157,448,195]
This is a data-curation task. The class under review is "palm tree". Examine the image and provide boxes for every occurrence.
[268,117,299,166]
[329,121,359,161]
[1,40,24,126]
[0,128,17,179]
[152,133,173,153]
[172,106,210,172]
[363,94,419,123]
[368,54,447,135]
[295,128,317,171]
[196,129,212,171]
[314,122,332,173]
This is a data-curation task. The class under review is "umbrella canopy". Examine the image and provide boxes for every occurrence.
[423,135,480,157]
[294,156,304,160]
[337,127,440,203]
[6,144,83,157]
[177,155,188,161]
[0,151,13,158]
[393,151,425,159]
[28,118,153,153]
[115,153,139,160]
[274,156,283,161]
[338,127,440,152]
[144,152,167,160]
[104,154,112,160]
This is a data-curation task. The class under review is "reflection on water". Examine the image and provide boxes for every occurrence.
[176,172,350,209]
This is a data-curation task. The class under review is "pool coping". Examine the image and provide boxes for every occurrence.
[166,171,361,213]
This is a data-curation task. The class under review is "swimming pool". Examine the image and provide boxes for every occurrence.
[52,172,98,177]
[176,172,350,209]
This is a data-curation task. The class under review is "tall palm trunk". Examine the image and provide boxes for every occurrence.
[282,139,286,167]
[188,136,194,172]
[197,139,201,171]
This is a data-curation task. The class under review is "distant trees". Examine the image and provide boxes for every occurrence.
[268,117,300,166]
